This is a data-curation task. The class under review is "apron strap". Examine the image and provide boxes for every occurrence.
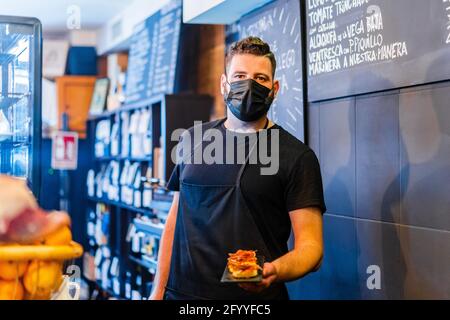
[235,118,270,185]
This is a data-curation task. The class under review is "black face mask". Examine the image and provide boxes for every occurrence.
[224,79,274,122]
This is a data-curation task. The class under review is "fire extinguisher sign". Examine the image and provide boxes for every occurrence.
[51,131,79,170]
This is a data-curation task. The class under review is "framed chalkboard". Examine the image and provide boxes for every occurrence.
[307,0,450,102]
[125,0,182,106]
[227,0,305,141]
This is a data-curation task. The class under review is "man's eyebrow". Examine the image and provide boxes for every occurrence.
[232,70,248,75]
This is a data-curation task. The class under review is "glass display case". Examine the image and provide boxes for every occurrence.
[0,16,42,198]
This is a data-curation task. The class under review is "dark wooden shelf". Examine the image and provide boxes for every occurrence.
[87,196,154,216]
[129,255,157,272]
[87,94,165,122]
[133,218,164,237]
[94,156,152,162]
[87,196,171,216]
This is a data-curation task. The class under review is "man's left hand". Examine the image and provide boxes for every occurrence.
[238,262,278,293]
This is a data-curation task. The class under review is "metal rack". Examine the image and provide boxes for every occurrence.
[0,16,42,199]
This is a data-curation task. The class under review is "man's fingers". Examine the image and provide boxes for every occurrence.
[237,263,277,293]
[262,262,276,277]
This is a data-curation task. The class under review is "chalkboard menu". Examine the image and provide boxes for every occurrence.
[227,0,305,141]
[125,1,182,105]
[307,0,450,102]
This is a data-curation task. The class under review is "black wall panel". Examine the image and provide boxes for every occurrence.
[319,98,356,217]
[396,224,450,299]
[319,214,360,299]
[399,83,450,231]
[355,92,401,223]
[355,219,407,299]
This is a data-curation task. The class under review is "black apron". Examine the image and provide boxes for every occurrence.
[165,121,288,300]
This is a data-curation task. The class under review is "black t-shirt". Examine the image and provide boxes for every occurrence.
[167,119,326,255]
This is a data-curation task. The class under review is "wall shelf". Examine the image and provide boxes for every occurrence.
[87,196,154,216]
[129,255,158,272]
[87,94,165,122]
[94,156,152,162]
[133,218,164,237]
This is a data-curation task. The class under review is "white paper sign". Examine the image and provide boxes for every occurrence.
[51,131,78,170]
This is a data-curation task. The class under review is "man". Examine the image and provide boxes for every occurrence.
[150,37,326,300]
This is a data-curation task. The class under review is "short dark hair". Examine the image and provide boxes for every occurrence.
[225,36,276,77]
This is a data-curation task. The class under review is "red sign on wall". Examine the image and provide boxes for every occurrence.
[51,131,78,170]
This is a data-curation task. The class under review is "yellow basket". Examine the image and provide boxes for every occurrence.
[0,241,83,261]
[0,242,83,300]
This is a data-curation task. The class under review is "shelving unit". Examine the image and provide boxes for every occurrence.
[83,93,212,300]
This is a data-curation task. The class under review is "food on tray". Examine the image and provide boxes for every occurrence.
[227,249,262,278]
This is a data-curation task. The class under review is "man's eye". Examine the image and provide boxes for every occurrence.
[234,74,245,79]
[256,76,267,81]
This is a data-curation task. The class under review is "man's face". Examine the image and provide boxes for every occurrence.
[221,53,280,96]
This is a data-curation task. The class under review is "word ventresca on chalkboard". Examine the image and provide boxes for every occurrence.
[445,0,450,44]
[307,0,409,76]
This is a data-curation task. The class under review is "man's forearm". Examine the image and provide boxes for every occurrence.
[151,220,176,295]
[150,195,178,298]
[272,242,323,283]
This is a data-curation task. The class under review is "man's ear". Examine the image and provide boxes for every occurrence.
[220,73,228,95]
[273,79,280,98]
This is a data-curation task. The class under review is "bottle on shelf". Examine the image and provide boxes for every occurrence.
[87,208,97,252]
[124,271,132,300]
[121,112,130,157]
[110,256,120,296]
[131,273,142,300]
[95,119,111,158]
[110,114,120,157]
[142,167,153,208]
[101,246,111,290]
